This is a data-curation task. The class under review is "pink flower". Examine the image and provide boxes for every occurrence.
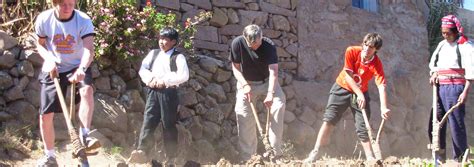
[184,20,190,28]
[146,0,152,7]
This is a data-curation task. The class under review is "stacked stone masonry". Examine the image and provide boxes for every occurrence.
[1,0,474,163]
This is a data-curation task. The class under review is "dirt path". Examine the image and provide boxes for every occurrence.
[4,141,464,167]
[10,142,130,166]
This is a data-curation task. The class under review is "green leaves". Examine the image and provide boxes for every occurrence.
[426,1,459,56]
[88,2,211,65]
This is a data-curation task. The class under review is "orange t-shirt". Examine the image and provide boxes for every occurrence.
[335,46,386,93]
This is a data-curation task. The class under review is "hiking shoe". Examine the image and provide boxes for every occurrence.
[434,150,446,164]
[37,155,58,167]
[303,149,318,163]
[128,150,148,164]
[81,135,101,153]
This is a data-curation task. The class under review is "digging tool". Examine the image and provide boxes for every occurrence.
[69,82,76,122]
[249,101,263,134]
[360,108,383,160]
[249,100,275,161]
[430,84,440,166]
[428,84,463,166]
[461,148,469,166]
[53,77,89,167]
[263,107,275,160]
[376,119,385,143]
[373,119,385,160]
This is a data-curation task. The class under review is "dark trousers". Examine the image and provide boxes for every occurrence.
[428,84,467,160]
[137,87,178,158]
[323,84,371,142]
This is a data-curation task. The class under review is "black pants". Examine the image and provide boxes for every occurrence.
[322,83,371,142]
[137,87,178,158]
[38,67,93,114]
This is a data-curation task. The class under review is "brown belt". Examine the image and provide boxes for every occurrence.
[248,78,269,85]
[149,85,177,90]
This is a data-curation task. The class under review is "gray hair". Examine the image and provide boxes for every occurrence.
[242,24,262,44]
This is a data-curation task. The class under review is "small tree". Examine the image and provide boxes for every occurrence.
[88,2,211,66]
[425,0,461,57]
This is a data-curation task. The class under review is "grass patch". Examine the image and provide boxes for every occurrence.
[0,125,35,153]
[105,146,124,156]
[281,140,296,160]
[0,124,39,162]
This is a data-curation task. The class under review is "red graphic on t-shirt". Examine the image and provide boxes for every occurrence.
[353,74,362,86]
[335,46,386,93]
[53,34,76,54]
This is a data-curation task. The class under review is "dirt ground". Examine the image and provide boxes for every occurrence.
[1,141,467,167]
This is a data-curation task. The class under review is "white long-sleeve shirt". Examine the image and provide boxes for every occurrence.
[139,48,189,87]
[429,39,474,79]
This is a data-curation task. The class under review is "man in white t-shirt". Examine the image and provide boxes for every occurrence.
[428,14,474,163]
[35,0,100,165]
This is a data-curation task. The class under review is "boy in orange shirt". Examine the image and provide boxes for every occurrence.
[304,33,391,162]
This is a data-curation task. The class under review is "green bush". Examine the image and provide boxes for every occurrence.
[87,2,211,64]
[426,1,459,57]
[2,1,211,66]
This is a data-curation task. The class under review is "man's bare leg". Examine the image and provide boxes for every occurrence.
[361,141,375,160]
[304,121,334,163]
[77,85,100,150]
[39,113,55,155]
[78,86,94,129]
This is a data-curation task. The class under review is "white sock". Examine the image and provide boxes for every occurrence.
[81,128,90,136]
[45,149,55,157]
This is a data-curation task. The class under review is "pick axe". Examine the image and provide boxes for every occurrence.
[361,109,385,161]
[69,82,76,122]
[428,84,462,166]
[249,100,275,161]
[52,77,89,166]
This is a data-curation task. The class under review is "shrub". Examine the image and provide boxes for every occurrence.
[0,0,50,43]
[1,1,211,66]
[87,2,211,64]
[426,1,459,57]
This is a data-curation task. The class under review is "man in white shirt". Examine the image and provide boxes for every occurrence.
[35,0,100,165]
[428,14,474,163]
[128,27,189,165]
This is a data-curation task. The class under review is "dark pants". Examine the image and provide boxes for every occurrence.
[428,84,467,160]
[38,68,93,114]
[323,83,371,142]
[137,87,178,158]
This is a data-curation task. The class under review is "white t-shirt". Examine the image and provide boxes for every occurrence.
[35,9,95,73]
[429,39,474,79]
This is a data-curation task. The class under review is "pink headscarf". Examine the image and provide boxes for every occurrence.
[441,15,468,44]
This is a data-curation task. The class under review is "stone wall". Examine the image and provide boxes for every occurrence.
[2,0,474,163]
[297,0,474,159]
[297,0,433,158]
[0,0,300,163]
[162,0,299,73]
